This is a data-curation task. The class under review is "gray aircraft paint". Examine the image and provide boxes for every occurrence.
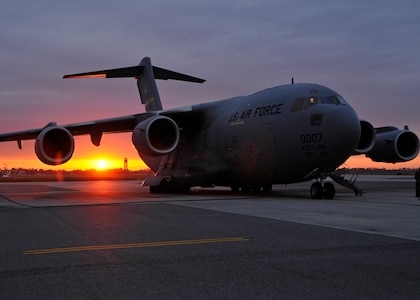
[0,57,417,197]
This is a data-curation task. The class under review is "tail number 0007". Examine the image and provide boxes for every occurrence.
[300,133,322,144]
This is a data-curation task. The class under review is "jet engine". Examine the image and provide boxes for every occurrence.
[354,120,376,154]
[132,116,180,156]
[367,126,419,163]
[35,126,75,165]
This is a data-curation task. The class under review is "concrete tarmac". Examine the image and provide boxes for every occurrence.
[0,176,419,299]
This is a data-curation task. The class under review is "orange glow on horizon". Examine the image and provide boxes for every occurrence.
[0,158,148,171]
[1,154,419,172]
[344,155,420,170]
[0,133,419,171]
[0,134,149,171]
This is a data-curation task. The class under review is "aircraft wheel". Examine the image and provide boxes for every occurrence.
[176,186,191,193]
[240,186,250,192]
[251,186,262,193]
[310,182,324,199]
[149,185,161,193]
[263,184,273,193]
[230,185,240,192]
[323,182,336,199]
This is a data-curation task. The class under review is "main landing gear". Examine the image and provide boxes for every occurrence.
[310,181,335,199]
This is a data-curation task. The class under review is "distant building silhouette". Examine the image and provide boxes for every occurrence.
[124,158,128,171]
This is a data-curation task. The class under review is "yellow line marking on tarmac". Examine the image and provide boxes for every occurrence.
[23,237,249,255]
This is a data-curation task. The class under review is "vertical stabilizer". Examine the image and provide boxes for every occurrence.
[137,57,163,112]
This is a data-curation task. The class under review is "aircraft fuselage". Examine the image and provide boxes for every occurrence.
[141,83,360,189]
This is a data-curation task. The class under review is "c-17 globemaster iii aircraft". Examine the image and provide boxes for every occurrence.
[0,57,418,198]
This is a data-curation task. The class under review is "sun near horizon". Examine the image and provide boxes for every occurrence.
[0,134,149,171]
[95,159,109,170]
[1,154,419,172]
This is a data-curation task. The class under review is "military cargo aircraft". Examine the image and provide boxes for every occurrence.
[0,57,418,198]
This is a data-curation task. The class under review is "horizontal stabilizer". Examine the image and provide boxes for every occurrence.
[64,65,205,83]
[63,66,141,79]
[153,66,205,83]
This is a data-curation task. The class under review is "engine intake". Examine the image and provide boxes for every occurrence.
[35,126,75,165]
[132,116,180,156]
[354,120,375,154]
[367,126,419,163]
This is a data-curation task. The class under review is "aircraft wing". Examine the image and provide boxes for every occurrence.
[0,99,200,143]
[0,104,203,166]
[0,113,153,147]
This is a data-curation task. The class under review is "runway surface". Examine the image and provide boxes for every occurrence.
[1,176,419,299]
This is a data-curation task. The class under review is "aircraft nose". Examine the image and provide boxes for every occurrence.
[325,106,360,161]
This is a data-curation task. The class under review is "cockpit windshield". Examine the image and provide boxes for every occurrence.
[320,96,340,104]
[291,94,346,112]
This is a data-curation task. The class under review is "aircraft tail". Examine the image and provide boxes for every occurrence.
[137,57,163,111]
[63,57,205,112]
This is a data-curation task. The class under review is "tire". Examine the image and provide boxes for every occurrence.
[240,186,250,192]
[230,185,240,192]
[263,184,273,193]
[149,185,161,193]
[251,186,262,193]
[310,182,323,199]
[323,182,336,199]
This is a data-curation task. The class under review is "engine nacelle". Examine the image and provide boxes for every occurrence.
[35,126,75,165]
[366,126,419,163]
[132,116,180,156]
[354,120,376,154]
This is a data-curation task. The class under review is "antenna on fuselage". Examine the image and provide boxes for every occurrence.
[291,77,294,84]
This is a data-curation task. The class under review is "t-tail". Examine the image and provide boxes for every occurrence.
[63,57,205,112]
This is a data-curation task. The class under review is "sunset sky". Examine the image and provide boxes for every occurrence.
[1,0,420,170]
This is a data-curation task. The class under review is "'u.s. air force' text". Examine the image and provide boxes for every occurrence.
[229,104,283,123]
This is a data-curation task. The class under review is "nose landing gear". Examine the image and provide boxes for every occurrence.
[310,181,336,199]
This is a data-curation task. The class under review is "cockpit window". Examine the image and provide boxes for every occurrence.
[305,97,317,109]
[291,97,306,112]
[336,94,348,105]
[320,95,339,104]
[291,94,345,112]
[291,96,317,112]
